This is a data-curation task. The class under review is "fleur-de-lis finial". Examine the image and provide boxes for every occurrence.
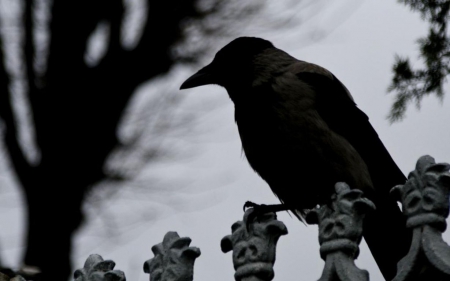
[0,272,26,281]
[221,209,288,281]
[73,254,125,281]
[390,155,450,281]
[143,232,201,281]
[306,182,375,281]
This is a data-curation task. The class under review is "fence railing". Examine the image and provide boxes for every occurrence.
[1,155,449,281]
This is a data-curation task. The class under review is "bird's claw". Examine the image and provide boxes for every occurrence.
[243,201,258,211]
[243,201,269,231]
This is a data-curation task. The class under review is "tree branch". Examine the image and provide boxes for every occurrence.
[105,0,124,56]
[389,0,450,122]
[46,1,103,83]
[24,0,36,92]
[23,0,45,151]
[125,0,199,85]
[0,34,33,187]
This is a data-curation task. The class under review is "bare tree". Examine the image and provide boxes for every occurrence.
[0,0,268,280]
[0,0,350,280]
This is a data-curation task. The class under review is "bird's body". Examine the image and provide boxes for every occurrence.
[181,37,411,280]
[231,50,373,213]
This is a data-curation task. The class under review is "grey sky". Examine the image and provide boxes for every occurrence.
[1,0,450,281]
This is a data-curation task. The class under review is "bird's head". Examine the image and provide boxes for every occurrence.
[180,37,275,93]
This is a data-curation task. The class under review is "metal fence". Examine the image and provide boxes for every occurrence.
[1,155,449,281]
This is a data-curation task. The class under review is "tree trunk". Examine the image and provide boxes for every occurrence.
[23,187,84,281]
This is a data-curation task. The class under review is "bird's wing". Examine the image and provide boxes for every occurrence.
[292,62,406,194]
[293,62,410,280]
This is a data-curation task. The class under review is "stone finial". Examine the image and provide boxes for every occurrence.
[0,266,36,281]
[306,182,375,281]
[9,277,25,281]
[390,155,450,281]
[0,272,26,281]
[220,209,288,281]
[143,231,201,281]
[73,254,125,281]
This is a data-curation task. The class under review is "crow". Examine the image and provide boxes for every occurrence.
[180,37,410,280]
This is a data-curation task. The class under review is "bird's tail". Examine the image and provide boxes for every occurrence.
[292,208,309,225]
[362,193,411,281]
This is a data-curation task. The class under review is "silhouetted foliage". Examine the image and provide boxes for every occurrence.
[389,0,450,122]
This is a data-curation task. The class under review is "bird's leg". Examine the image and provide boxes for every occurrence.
[243,201,289,230]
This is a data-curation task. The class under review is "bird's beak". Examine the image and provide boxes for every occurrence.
[180,64,216,90]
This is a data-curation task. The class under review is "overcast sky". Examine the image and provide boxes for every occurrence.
[1,0,450,281]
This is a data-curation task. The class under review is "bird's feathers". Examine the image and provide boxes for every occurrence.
[290,60,410,279]
[241,52,410,279]
[180,37,411,280]
[235,61,374,211]
[294,69,406,195]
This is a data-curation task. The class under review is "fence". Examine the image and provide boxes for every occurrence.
[1,155,450,281]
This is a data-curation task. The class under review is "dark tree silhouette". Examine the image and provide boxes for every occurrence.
[0,0,265,280]
[389,0,450,122]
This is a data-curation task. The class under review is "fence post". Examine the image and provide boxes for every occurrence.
[73,254,125,281]
[390,155,450,281]
[143,231,201,281]
[0,272,26,281]
[221,209,288,281]
[306,182,374,281]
